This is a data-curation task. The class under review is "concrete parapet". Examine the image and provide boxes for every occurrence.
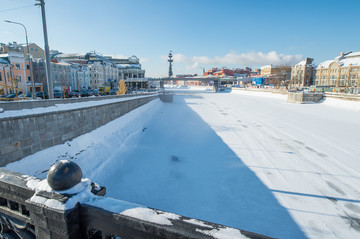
[159,92,173,103]
[324,93,360,102]
[287,92,324,104]
[0,93,153,112]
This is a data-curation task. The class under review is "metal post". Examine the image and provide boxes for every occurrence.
[4,20,36,98]
[36,0,53,99]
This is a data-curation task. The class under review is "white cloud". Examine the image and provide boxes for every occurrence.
[173,53,189,63]
[190,51,303,68]
[154,51,303,77]
[139,57,148,63]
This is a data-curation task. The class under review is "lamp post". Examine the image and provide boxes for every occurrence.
[35,0,53,99]
[4,20,36,99]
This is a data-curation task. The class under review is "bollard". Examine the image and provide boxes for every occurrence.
[25,160,83,239]
[47,160,82,191]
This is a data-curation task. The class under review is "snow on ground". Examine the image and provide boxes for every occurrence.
[0,95,155,119]
[4,87,360,239]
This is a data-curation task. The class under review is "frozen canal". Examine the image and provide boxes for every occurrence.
[6,87,360,239]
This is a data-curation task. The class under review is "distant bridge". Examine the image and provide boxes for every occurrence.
[150,77,239,92]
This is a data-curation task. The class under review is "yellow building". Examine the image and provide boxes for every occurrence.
[260,64,291,88]
[0,42,45,59]
[315,52,360,88]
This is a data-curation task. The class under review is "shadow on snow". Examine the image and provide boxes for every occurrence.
[102,92,307,239]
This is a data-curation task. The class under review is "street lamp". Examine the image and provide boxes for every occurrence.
[5,20,36,99]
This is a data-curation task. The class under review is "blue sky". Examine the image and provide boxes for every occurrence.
[1,0,359,77]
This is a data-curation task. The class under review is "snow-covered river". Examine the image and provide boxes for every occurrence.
[5,87,360,238]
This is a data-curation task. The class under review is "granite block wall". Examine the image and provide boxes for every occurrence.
[0,95,157,166]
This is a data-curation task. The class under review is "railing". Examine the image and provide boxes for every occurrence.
[0,163,274,239]
[0,169,35,238]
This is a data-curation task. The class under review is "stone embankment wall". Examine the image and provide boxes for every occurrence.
[0,93,152,111]
[287,92,324,103]
[232,87,289,95]
[0,95,157,166]
[324,93,360,102]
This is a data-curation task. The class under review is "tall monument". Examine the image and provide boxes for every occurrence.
[168,50,173,78]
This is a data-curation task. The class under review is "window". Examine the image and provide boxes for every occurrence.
[15,63,21,70]
[0,74,2,81]
[26,65,30,70]
[330,75,336,86]
[28,76,31,82]
[16,76,21,82]
[339,79,346,87]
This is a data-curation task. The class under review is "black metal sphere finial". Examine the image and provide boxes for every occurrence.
[47,160,82,191]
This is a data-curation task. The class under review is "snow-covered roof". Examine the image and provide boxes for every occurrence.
[261,65,272,69]
[295,59,307,66]
[341,57,360,67]
[317,60,335,69]
[345,51,360,58]
[317,51,360,69]
[55,62,71,66]
[55,53,86,58]
[0,53,9,58]
[116,63,141,69]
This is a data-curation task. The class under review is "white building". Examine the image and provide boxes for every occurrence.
[49,52,146,90]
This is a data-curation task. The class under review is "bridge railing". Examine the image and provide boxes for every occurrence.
[0,167,274,239]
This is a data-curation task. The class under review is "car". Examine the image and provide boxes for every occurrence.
[70,91,80,97]
[5,93,19,99]
[110,89,118,95]
[54,91,63,98]
[18,92,32,99]
[92,89,100,96]
[87,90,93,96]
[36,91,49,99]
[80,90,89,97]
[18,92,44,100]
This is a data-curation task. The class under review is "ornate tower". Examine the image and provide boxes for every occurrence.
[168,50,173,78]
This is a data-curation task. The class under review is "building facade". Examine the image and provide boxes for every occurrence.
[290,58,314,89]
[0,52,32,94]
[260,65,291,88]
[315,52,360,90]
[0,42,45,59]
[204,68,234,77]
[52,53,146,90]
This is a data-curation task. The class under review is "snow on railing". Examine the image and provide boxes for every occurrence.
[0,161,274,239]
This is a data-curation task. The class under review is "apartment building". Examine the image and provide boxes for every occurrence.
[314,52,360,88]
[290,58,314,89]
[0,52,32,94]
[0,42,45,59]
